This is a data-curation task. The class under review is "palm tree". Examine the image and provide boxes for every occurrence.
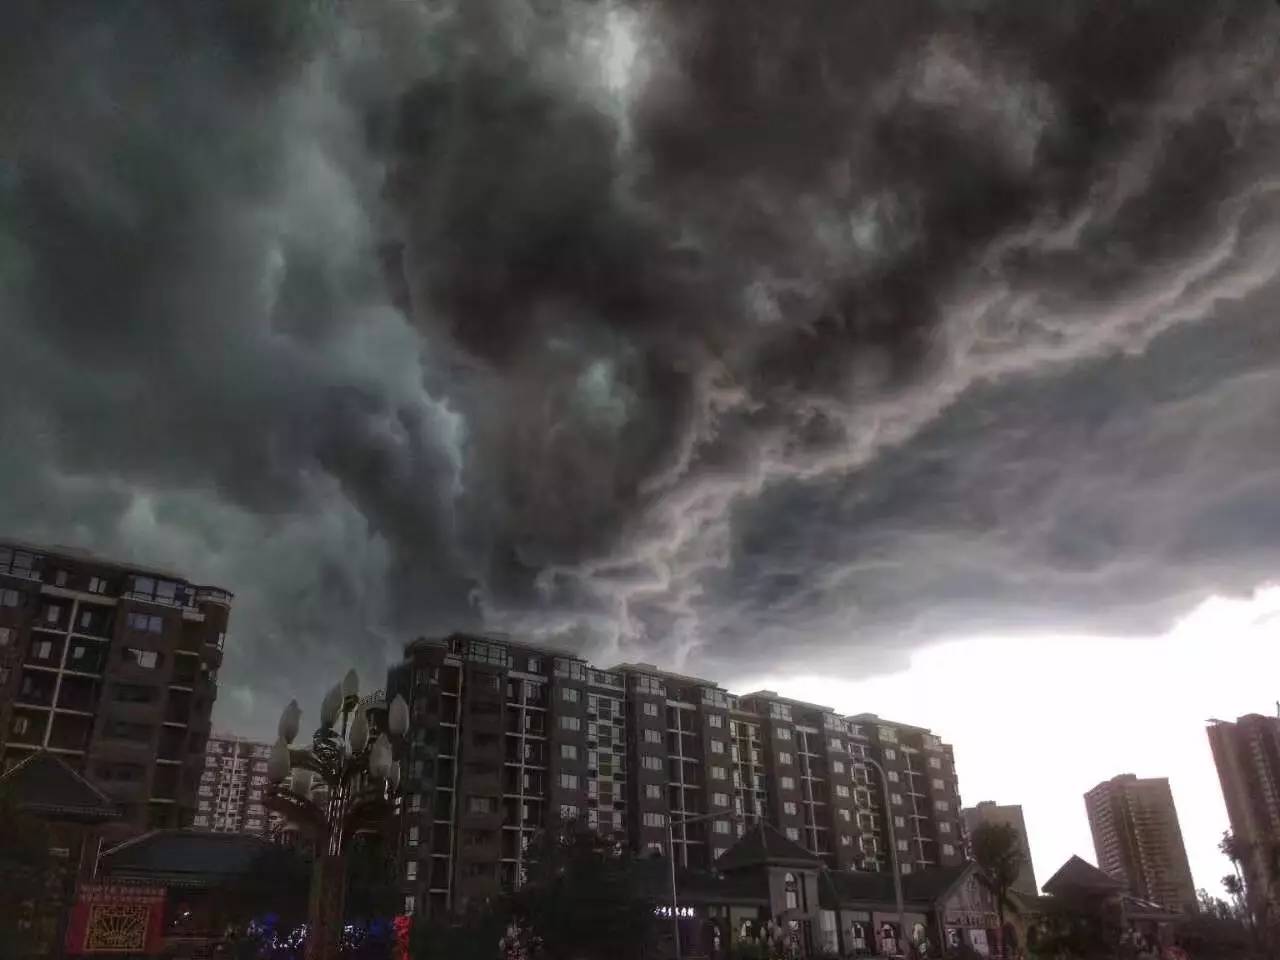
[971,822,1025,958]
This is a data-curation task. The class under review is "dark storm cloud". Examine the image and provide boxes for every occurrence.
[2,0,1280,734]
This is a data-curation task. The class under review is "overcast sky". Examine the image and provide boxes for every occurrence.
[4,0,1280,901]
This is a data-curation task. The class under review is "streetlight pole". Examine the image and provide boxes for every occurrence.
[264,671,409,960]
[666,809,743,960]
[864,756,907,957]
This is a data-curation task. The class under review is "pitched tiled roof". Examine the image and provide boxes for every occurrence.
[0,751,120,822]
[100,830,280,888]
[821,863,979,909]
[1042,855,1125,896]
[714,822,823,872]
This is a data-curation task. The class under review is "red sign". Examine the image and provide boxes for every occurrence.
[65,883,167,955]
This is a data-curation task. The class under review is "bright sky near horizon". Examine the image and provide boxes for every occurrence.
[734,585,1280,901]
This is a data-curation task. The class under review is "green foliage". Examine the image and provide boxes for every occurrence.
[1025,899,1115,960]
[0,787,51,960]
[970,820,1023,956]
[344,833,400,922]
[411,901,511,960]
[511,819,655,960]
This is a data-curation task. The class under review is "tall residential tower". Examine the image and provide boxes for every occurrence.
[1208,713,1280,912]
[0,540,231,836]
[963,800,1039,896]
[384,634,965,919]
[1084,774,1196,913]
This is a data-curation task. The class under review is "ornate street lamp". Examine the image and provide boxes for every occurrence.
[263,670,410,960]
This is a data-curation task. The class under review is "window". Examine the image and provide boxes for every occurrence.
[561,743,578,760]
[559,773,578,789]
[0,627,11,646]
[879,727,897,744]
[785,827,800,842]
[835,785,850,798]
[645,784,662,800]
[554,659,587,681]
[887,770,899,783]
[560,716,580,731]
[0,668,8,686]
[780,775,796,789]
[897,839,909,852]
[769,702,792,721]
[708,714,723,728]
[123,648,160,669]
[88,576,107,594]
[643,702,659,717]
[712,792,729,807]
[406,861,417,880]
[928,756,941,769]
[777,751,793,765]
[710,740,725,754]
[776,728,792,741]
[35,640,52,660]
[408,794,422,812]
[642,756,662,771]
[644,729,662,744]
[467,796,497,815]
[891,793,902,806]
[527,656,542,674]
[403,896,416,916]
[840,834,853,846]
[939,822,952,834]
[113,683,157,704]
[934,800,950,812]
[900,863,912,875]
[829,737,842,751]
[12,716,29,735]
[104,720,152,742]
[126,612,163,634]
[838,808,851,822]
[832,760,845,774]
[43,604,61,623]
[710,766,727,781]
[562,687,579,703]
[783,801,798,815]
[942,843,955,856]
[784,872,799,910]
[714,820,730,835]
[643,812,666,827]
[0,589,19,608]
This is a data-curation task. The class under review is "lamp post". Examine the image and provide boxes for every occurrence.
[666,809,745,960]
[863,756,907,958]
[263,670,409,960]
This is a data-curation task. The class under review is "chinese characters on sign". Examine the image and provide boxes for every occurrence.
[65,884,166,955]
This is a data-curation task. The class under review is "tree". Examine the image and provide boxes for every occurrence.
[971,822,1024,957]
[511,819,655,960]
[0,788,51,960]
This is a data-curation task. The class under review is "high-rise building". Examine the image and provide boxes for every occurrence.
[0,539,231,835]
[1083,774,1197,914]
[197,734,272,834]
[1208,713,1280,910]
[962,800,1039,896]
[385,634,965,919]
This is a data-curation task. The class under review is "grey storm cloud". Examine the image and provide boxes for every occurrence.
[3,0,1280,735]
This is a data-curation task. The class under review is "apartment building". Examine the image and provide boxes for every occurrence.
[385,634,965,920]
[197,734,272,834]
[1208,713,1280,909]
[962,800,1039,897]
[0,540,230,835]
[1084,774,1197,914]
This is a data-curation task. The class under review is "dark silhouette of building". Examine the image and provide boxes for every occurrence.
[1208,713,1280,915]
[963,800,1039,896]
[385,634,965,919]
[0,540,231,835]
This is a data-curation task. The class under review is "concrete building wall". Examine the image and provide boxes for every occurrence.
[0,540,230,838]
[962,800,1039,896]
[1084,774,1197,914]
[1208,714,1280,910]
[197,734,271,834]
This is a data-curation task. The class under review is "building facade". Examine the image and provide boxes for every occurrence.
[1207,713,1280,910]
[196,734,271,834]
[1083,774,1196,914]
[962,800,1039,897]
[0,540,231,835]
[385,634,966,920]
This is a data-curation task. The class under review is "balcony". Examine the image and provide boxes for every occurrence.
[57,675,102,713]
[48,714,93,752]
[8,708,48,745]
[16,670,56,707]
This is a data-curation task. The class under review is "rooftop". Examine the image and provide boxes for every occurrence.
[0,750,121,823]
